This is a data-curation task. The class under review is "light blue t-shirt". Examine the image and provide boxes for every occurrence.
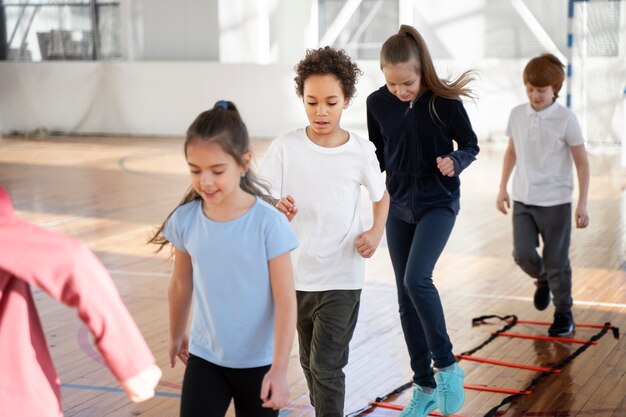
[163,197,298,368]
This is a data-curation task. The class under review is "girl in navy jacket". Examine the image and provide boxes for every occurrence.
[366,25,479,417]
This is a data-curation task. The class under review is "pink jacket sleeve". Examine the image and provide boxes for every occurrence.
[0,212,156,384]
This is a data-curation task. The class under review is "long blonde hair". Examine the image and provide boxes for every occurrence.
[380,25,477,120]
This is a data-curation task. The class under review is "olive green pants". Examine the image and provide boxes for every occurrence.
[296,289,361,417]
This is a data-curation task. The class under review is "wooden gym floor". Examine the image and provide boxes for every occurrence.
[0,134,624,417]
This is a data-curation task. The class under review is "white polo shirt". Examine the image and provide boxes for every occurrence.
[506,101,585,206]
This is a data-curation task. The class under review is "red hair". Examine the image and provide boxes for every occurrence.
[523,53,565,97]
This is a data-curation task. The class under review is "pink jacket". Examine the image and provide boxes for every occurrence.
[0,187,156,416]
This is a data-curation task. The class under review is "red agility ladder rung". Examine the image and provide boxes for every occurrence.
[368,401,403,411]
[455,354,560,373]
[464,384,532,395]
[509,319,616,330]
[368,401,466,416]
[493,332,597,345]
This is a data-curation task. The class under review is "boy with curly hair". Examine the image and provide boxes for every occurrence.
[259,47,389,417]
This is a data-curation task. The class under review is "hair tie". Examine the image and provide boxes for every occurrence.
[215,100,229,110]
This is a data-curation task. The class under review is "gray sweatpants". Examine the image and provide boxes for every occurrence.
[512,201,573,312]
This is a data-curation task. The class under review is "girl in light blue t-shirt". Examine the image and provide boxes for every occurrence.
[150,100,298,417]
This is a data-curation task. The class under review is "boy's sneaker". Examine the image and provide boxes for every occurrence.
[435,363,465,416]
[399,384,437,417]
[533,280,551,310]
[548,311,576,336]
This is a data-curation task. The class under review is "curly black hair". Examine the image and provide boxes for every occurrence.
[294,46,362,101]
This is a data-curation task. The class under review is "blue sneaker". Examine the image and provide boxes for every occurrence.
[398,384,438,417]
[435,363,465,415]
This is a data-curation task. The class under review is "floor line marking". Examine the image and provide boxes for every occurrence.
[108,269,170,277]
[61,383,180,398]
[363,283,626,309]
[455,291,626,309]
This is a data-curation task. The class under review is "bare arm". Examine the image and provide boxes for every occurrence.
[571,144,590,228]
[356,190,390,258]
[261,252,297,409]
[168,248,193,368]
[496,138,517,214]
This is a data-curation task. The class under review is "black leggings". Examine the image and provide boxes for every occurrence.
[180,354,279,417]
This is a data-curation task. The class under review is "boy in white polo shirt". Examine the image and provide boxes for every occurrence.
[496,53,590,337]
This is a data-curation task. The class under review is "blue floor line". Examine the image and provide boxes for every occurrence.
[61,383,181,398]
[61,384,314,414]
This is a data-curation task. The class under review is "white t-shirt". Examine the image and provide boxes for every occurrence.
[506,102,585,206]
[259,128,386,291]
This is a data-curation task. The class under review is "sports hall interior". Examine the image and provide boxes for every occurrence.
[1,1,625,416]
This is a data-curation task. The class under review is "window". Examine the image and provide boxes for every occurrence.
[318,0,399,59]
[1,0,121,61]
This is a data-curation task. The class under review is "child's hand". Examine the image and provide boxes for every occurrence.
[260,367,289,410]
[356,229,383,258]
[120,364,162,403]
[496,190,510,214]
[169,335,189,367]
[436,156,455,177]
[575,205,589,228]
[276,195,298,221]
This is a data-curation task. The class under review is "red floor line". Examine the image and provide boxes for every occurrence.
[464,384,532,395]
[368,402,626,417]
[368,401,467,416]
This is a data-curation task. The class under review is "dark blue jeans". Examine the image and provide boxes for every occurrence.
[512,201,572,313]
[386,209,457,388]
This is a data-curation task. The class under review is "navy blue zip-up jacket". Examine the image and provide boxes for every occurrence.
[366,86,479,223]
